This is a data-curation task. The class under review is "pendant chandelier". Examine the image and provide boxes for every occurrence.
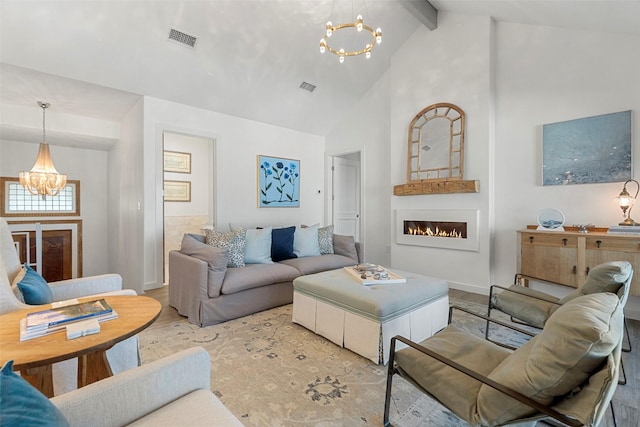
[19,101,67,199]
[319,0,382,63]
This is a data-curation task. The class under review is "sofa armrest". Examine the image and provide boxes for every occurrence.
[169,250,209,325]
[51,347,211,427]
[48,274,123,302]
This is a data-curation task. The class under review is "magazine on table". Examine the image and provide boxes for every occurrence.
[25,298,114,331]
[20,310,118,341]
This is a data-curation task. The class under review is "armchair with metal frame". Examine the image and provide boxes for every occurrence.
[486,261,633,385]
[384,296,623,427]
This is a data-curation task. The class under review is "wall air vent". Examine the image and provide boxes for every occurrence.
[299,81,317,93]
[168,28,197,48]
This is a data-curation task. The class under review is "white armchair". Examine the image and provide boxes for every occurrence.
[0,218,140,395]
[51,347,243,427]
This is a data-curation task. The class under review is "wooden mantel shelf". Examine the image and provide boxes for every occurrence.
[394,180,480,195]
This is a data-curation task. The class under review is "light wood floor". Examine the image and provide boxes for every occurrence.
[144,286,639,427]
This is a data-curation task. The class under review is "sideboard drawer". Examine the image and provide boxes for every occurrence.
[586,236,640,253]
[521,232,578,248]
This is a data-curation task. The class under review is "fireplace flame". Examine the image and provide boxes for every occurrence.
[407,226,463,238]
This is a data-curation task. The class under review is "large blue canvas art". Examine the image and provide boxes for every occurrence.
[542,110,632,185]
[258,155,300,207]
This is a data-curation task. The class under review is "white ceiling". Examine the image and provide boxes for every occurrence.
[1,0,639,148]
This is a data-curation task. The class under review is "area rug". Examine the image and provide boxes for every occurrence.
[138,299,530,426]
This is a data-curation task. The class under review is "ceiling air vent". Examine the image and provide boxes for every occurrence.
[168,28,197,48]
[299,81,316,93]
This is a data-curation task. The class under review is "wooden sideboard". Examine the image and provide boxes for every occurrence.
[517,229,640,296]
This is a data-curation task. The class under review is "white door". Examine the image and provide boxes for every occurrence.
[332,156,360,242]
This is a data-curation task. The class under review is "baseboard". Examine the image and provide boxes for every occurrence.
[447,281,489,296]
[624,306,640,321]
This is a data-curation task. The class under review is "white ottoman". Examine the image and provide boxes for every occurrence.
[292,268,449,364]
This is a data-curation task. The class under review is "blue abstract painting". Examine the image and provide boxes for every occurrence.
[542,110,632,185]
[258,155,300,207]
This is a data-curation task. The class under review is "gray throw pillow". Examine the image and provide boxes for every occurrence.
[333,234,358,262]
[181,234,227,297]
[204,228,246,268]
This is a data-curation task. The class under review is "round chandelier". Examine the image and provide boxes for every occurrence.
[19,101,67,199]
[320,14,382,63]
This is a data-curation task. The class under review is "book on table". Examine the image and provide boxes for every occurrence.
[20,298,118,341]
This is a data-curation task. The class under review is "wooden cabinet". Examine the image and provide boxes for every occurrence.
[517,229,640,296]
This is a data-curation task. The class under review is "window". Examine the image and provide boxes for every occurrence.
[0,177,80,216]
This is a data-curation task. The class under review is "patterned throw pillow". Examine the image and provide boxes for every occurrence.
[205,228,247,268]
[318,225,334,254]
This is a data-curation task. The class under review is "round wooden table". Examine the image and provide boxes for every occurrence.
[0,295,161,397]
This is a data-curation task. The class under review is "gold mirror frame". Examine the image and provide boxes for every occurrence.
[394,102,479,195]
[407,102,465,183]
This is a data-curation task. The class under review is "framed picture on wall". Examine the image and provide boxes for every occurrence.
[542,110,632,185]
[164,180,191,202]
[164,150,191,174]
[257,155,300,207]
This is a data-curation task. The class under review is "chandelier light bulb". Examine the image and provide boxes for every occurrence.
[339,48,345,63]
[376,28,382,44]
[320,39,326,53]
[365,51,371,59]
[326,21,333,37]
[356,15,363,31]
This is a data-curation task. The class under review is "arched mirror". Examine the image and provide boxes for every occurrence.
[407,103,465,182]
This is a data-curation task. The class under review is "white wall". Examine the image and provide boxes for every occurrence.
[389,13,495,293]
[326,71,392,266]
[493,22,640,317]
[142,97,325,290]
[108,98,144,293]
[163,133,211,218]
[0,140,109,276]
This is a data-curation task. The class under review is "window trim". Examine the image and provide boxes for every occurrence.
[0,177,81,217]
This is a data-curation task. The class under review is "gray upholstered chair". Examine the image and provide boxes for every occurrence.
[487,261,632,384]
[384,292,624,427]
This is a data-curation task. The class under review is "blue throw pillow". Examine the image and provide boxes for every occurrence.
[17,264,53,305]
[0,360,69,427]
[293,224,321,257]
[271,226,297,262]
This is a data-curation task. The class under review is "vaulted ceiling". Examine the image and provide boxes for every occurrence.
[1,0,639,149]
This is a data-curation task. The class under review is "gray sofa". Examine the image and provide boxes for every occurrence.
[169,232,361,326]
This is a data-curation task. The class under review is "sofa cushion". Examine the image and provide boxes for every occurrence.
[205,229,246,268]
[221,263,300,294]
[318,225,334,254]
[302,224,335,254]
[16,263,53,305]
[280,254,356,276]
[230,226,274,264]
[293,224,321,257]
[126,389,242,426]
[180,234,227,297]
[271,226,297,262]
[476,292,623,425]
[333,234,358,262]
[0,360,70,427]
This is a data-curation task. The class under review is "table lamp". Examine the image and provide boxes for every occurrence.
[615,179,640,226]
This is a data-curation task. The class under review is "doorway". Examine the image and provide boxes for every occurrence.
[328,151,362,244]
[162,131,216,284]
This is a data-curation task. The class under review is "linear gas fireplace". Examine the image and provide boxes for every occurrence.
[396,209,479,252]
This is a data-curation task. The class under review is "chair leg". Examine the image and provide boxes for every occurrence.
[618,357,627,386]
[622,318,632,353]
[610,400,618,427]
[383,338,397,427]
